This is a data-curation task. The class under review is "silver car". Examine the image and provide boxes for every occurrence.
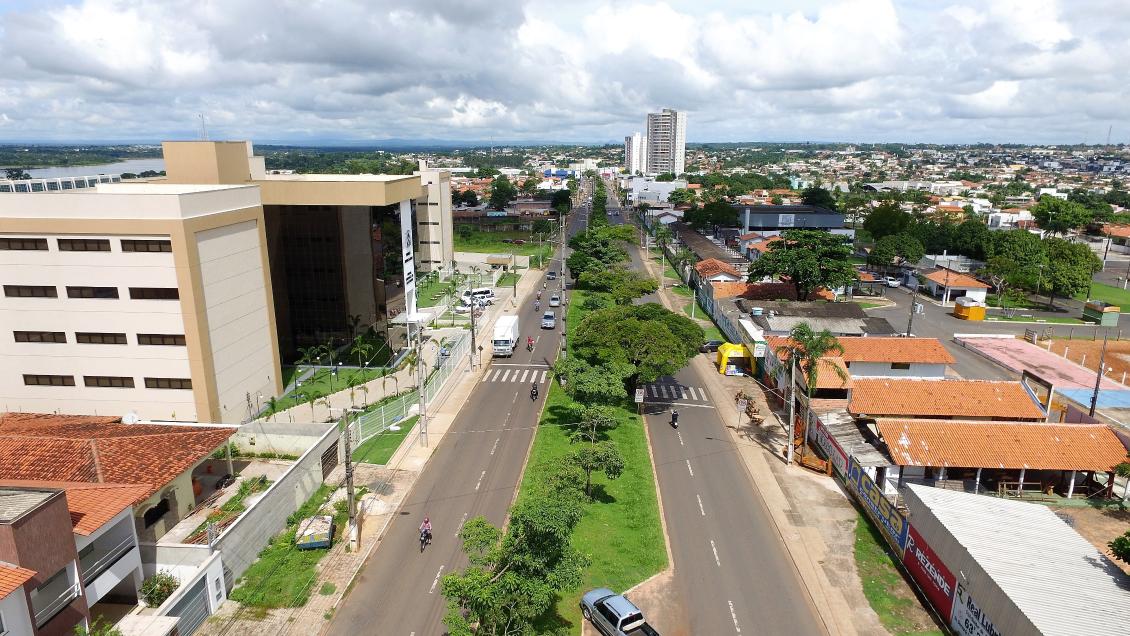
[549,294,561,307]
[541,311,556,329]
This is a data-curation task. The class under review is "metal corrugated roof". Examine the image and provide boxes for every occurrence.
[906,485,1130,635]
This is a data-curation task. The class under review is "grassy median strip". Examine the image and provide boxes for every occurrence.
[854,513,944,636]
[352,415,418,465]
[519,380,666,633]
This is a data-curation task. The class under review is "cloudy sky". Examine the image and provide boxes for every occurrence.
[1,0,1128,144]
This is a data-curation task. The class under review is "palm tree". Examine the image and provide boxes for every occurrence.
[654,225,674,254]
[351,335,375,368]
[1115,460,1130,500]
[267,397,278,423]
[671,247,695,282]
[776,322,848,463]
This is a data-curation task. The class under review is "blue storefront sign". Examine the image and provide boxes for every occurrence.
[847,457,909,551]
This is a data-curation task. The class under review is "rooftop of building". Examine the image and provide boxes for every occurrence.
[258,173,416,183]
[0,413,234,499]
[921,267,990,289]
[95,183,255,195]
[0,480,149,535]
[694,258,743,279]
[876,419,1128,471]
[0,487,56,524]
[904,484,1130,635]
[0,563,36,599]
[711,281,797,301]
[766,336,955,365]
[849,378,1046,420]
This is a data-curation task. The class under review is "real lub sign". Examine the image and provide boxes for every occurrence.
[902,526,956,620]
[951,583,1002,636]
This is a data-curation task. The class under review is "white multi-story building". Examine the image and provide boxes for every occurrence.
[646,108,687,176]
[624,132,645,175]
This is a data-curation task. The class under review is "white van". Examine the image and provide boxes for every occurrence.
[461,288,495,305]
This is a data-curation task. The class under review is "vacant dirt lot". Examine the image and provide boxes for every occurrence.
[1047,337,1130,386]
[1047,503,1130,577]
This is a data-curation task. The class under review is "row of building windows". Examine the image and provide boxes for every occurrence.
[13,331,186,346]
[3,285,179,300]
[0,237,171,252]
[22,374,192,389]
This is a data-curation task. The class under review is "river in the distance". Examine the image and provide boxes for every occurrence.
[25,158,166,178]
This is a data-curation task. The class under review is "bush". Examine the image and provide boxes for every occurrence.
[140,570,179,607]
[75,618,123,636]
[457,224,473,240]
[1110,530,1130,563]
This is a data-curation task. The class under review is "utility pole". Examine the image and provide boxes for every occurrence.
[342,409,357,548]
[415,323,429,447]
[1089,332,1109,417]
[786,358,797,466]
[468,267,479,369]
[905,288,918,337]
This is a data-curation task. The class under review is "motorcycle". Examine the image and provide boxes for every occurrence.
[420,529,432,552]
[671,411,679,429]
[530,386,539,401]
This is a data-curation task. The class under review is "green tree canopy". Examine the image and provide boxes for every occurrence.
[489,175,518,210]
[1031,196,1091,236]
[862,202,912,240]
[566,442,624,498]
[986,229,1047,289]
[550,189,571,214]
[952,219,993,260]
[747,230,856,300]
[655,172,676,182]
[1042,238,1102,307]
[868,233,925,269]
[532,219,553,234]
[667,188,695,205]
[571,303,703,385]
[801,185,838,211]
[577,267,658,305]
[554,357,631,406]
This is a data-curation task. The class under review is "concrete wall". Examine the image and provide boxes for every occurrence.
[138,542,211,583]
[0,589,34,636]
[846,362,947,378]
[230,420,335,456]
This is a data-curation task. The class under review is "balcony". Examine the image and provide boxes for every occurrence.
[80,534,142,606]
[81,534,137,585]
[32,571,81,629]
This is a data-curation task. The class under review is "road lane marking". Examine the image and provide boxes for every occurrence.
[668,402,714,409]
[475,470,486,491]
[491,363,551,367]
[501,370,511,382]
[520,369,530,382]
[490,437,500,455]
[429,566,445,594]
[697,494,705,516]
[659,385,670,399]
[677,431,684,446]
[680,387,688,400]
[686,460,694,477]
[711,540,720,567]
[728,600,741,633]
[455,513,468,537]
[539,370,547,383]
[649,385,658,397]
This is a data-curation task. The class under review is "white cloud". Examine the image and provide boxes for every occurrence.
[0,0,1127,143]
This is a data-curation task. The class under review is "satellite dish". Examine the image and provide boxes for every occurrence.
[122,411,140,424]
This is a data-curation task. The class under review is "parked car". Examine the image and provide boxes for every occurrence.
[884,276,902,288]
[699,340,725,353]
[541,311,556,329]
[580,589,659,636]
[513,239,526,245]
[547,271,558,280]
[549,294,561,307]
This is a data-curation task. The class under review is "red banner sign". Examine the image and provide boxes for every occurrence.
[902,525,956,620]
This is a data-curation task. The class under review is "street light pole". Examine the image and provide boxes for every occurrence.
[905,288,917,337]
[1089,332,1109,417]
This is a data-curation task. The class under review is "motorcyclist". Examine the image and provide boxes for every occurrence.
[420,516,432,543]
[530,382,539,400]
[534,300,541,312]
[527,336,535,351]
[536,290,542,300]
[671,409,679,428]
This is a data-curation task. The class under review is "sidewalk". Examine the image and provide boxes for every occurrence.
[638,246,884,636]
[199,267,544,636]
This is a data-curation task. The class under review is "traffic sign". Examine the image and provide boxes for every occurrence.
[634,388,645,404]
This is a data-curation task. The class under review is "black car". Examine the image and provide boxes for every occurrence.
[699,340,724,353]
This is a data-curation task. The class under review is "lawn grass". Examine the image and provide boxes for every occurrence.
[855,301,886,310]
[498,272,520,288]
[1076,281,1130,311]
[417,276,459,308]
[854,513,944,636]
[521,383,666,633]
[280,366,299,390]
[264,367,390,417]
[352,415,418,465]
[187,476,271,541]
[455,229,555,263]
[669,284,693,298]
[985,315,1085,324]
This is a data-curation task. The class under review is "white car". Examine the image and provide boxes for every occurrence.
[884,276,902,288]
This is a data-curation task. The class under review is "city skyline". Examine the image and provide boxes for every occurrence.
[0,0,1127,144]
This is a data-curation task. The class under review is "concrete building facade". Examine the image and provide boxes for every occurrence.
[645,108,687,176]
[624,132,645,175]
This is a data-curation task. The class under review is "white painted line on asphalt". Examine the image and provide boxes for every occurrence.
[455,512,468,537]
[728,600,741,633]
[686,460,694,477]
[649,385,658,397]
[429,566,445,594]
[697,494,705,516]
[475,470,486,491]
[539,370,547,383]
[491,363,551,367]
[501,370,511,382]
[520,369,530,382]
[711,540,720,567]
[677,431,684,446]
[656,385,666,399]
[669,402,715,409]
[693,387,704,400]
[680,386,688,400]
[490,437,500,456]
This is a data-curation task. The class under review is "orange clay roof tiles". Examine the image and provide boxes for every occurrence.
[849,378,1045,420]
[922,268,990,289]
[876,419,1129,471]
[0,480,150,535]
[0,563,35,599]
[766,336,955,365]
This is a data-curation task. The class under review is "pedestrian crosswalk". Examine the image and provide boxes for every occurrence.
[483,367,550,384]
[643,382,711,403]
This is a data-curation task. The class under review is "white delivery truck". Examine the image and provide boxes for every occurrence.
[492,315,520,357]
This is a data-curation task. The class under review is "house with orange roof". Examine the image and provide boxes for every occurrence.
[745,236,782,261]
[693,258,743,284]
[919,267,989,304]
[848,378,1046,421]
[764,336,955,386]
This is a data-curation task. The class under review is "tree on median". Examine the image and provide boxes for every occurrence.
[747,230,856,301]
[566,442,624,498]
[577,267,657,305]
[571,303,702,385]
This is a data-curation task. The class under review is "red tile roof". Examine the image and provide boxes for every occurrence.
[876,420,1129,471]
[922,268,990,289]
[1102,223,1130,239]
[0,563,35,599]
[0,413,234,499]
[849,379,1046,420]
[748,236,783,254]
[738,232,762,241]
[0,480,149,535]
[814,358,853,389]
[694,258,742,279]
[766,336,955,365]
[711,281,797,301]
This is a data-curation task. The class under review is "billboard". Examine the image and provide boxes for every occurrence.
[847,457,909,551]
[778,213,796,227]
[902,526,956,620]
[399,201,417,317]
[950,583,1002,636]
[812,417,849,477]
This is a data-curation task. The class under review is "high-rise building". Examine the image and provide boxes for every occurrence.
[624,132,645,175]
[646,108,687,176]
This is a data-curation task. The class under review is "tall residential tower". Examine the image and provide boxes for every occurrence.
[645,108,687,176]
[624,132,645,175]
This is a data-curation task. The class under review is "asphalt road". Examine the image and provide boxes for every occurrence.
[609,184,826,635]
[328,204,586,636]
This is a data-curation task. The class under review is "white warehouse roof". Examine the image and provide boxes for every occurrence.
[906,484,1130,635]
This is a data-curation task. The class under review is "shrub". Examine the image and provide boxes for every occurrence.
[1110,530,1130,563]
[140,570,179,607]
[75,617,123,636]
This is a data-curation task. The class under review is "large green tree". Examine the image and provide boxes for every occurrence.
[577,267,658,305]
[801,186,837,211]
[952,219,993,260]
[571,303,702,385]
[747,230,856,300]
[554,358,632,406]
[986,229,1048,291]
[1031,197,1091,236]
[1042,238,1102,308]
[667,188,695,205]
[489,175,518,210]
[566,442,624,498]
[867,233,925,270]
[862,201,912,240]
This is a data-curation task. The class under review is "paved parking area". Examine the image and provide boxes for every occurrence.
[957,335,1125,391]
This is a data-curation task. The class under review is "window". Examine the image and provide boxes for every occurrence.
[76,332,127,345]
[83,376,135,388]
[14,331,66,343]
[57,238,110,252]
[143,498,169,528]
[215,578,222,601]
[891,362,911,370]
[66,286,119,299]
[23,374,75,386]
[121,239,172,253]
[145,377,192,389]
[129,287,179,300]
[137,333,186,346]
[0,237,48,250]
[4,285,57,298]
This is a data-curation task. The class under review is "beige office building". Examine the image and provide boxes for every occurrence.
[0,141,455,423]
